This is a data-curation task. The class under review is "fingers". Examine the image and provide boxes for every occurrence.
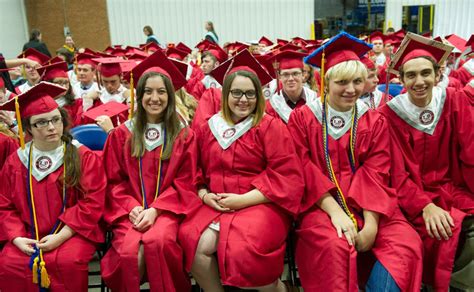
[430,220,441,240]
[343,229,354,246]
[446,212,455,227]
[336,225,342,238]
[425,219,434,238]
[134,211,145,226]
[440,215,453,238]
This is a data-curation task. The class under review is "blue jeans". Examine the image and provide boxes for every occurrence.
[366,260,401,292]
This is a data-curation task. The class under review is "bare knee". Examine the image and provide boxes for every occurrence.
[195,228,219,256]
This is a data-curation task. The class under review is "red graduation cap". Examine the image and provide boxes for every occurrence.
[110,47,127,57]
[124,50,187,91]
[259,36,274,46]
[82,48,97,55]
[83,100,129,120]
[0,81,65,117]
[76,53,97,67]
[268,50,307,70]
[125,46,143,55]
[277,38,289,46]
[126,52,149,61]
[390,32,454,73]
[292,37,308,47]
[195,39,214,52]
[445,34,467,53]
[104,46,114,54]
[210,49,273,87]
[176,42,192,55]
[120,60,139,75]
[37,61,69,80]
[254,53,276,79]
[45,56,66,65]
[278,43,303,52]
[18,48,50,65]
[465,34,474,49]
[360,56,376,70]
[169,58,189,80]
[205,44,228,63]
[421,32,432,38]
[93,58,129,77]
[370,31,385,43]
[141,42,162,53]
[304,32,372,71]
[393,29,406,39]
[166,47,189,61]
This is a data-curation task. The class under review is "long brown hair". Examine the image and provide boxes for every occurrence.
[131,71,184,159]
[221,70,265,127]
[23,108,81,187]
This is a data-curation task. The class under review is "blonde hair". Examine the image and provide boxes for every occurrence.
[175,88,198,123]
[324,60,368,91]
[221,70,265,127]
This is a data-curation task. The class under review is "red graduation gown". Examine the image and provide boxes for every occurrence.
[380,87,474,291]
[287,101,423,292]
[100,123,200,292]
[63,98,84,127]
[0,133,18,171]
[191,87,222,129]
[0,143,105,291]
[178,114,304,287]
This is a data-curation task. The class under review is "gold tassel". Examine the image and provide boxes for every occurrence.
[129,72,135,120]
[320,51,326,102]
[14,97,25,149]
[32,257,39,284]
[40,261,50,288]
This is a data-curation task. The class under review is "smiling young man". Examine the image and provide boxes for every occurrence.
[380,34,474,291]
[266,50,318,124]
[72,53,99,99]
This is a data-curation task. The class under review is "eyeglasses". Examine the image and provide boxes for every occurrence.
[280,71,303,79]
[32,116,63,128]
[230,89,257,100]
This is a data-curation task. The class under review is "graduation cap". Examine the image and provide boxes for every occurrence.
[258,36,274,46]
[276,38,289,46]
[169,58,189,81]
[195,39,214,52]
[369,31,385,43]
[210,49,273,87]
[18,48,50,65]
[445,34,467,53]
[92,57,129,77]
[110,47,127,57]
[176,42,192,55]
[120,60,139,76]
[205,44,228,63]
[104,46,114,54]
[421,32,432,38]
[166,47,189,61]
[141,42,162,53]
[254,53,277,79]
[126,50,149,61]
[123,50,187,119]
[360,56,376,70]
[389,32,454,74]
[0,81,67,148]
[82,48,97,55]
[76,53,97,67]
[125,46,143,55]
[277,43,303,52]
[37,61,69,80]
[45,56,66,65]
[269,50,308,70]
[393,29,406,39]
[292,37,308,47]
[305,32,372,70]
[465,34,474,49]
[83,100,129,121]
[304,32,372,96]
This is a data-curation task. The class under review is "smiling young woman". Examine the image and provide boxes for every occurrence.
[100,50,200,291]
[0,82,106,291]
[178,51,304,292]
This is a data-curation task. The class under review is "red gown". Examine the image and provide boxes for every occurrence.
[449,58,474,86]
[287,99,423,292]
[100,122,200,292]
[191,87,222,129]
[178,114,304,287]
[0,142,106,291]
[62,98,84,127]
[380,87,474,291]
[0,132,18,170]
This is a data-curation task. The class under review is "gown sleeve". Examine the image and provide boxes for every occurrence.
[287,108,336,214]
[250,116,305,216]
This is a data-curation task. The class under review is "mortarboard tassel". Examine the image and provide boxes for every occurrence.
[320,51,326,101]
[32,257,39,284]
[14,96,25,149]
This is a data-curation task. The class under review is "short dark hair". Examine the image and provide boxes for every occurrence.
[202,51,217,63]
[30,28,41,41]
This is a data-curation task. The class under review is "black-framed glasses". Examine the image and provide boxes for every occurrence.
[280,71,303,79]
[230,89,257,100]
[32,116,63,128]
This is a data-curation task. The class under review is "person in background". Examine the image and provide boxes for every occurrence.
[22,28,51,57]
[62,35,77,54]
[16,48,50,94]
[204,21,219,44]
[143,25,161,46]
